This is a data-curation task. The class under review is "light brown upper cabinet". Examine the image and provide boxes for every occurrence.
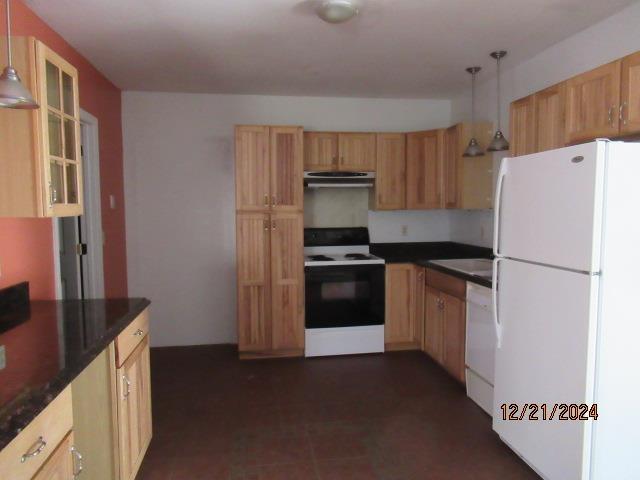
[385,264,424,351]
[304,132,338,171]
[0,37,83,217]
[565,60,621,144]
[509,94,536,157]
[338,133,376,171]
[443,125,460,208]
[303,132,376,171]
[406,129,443,210]
[445,122,494,210]
[620,51,640,135]
[535,83,566,152]
[374,133,406,210]
[235,125,303,212]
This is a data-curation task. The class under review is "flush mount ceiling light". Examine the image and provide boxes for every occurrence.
[316,0,359,24]
[0,0,39,109]
[463,66,485,158]
[487,50,508,152]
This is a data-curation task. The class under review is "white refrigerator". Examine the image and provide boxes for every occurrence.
[492,140,640,480]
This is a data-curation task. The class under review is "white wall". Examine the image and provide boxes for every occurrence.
[368,210,452,243]
[123,92,451,346]
[449,1,640,245]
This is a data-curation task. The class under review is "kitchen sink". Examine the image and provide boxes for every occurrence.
[429,258,493,279]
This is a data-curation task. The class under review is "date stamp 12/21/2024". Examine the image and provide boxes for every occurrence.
[499,403,599,421]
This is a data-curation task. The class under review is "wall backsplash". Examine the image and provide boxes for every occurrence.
[368,210,451,243]
[303,189,369,228]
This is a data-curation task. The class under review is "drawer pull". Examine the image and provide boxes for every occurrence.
[122,375,131,399]
[71,446,84,478]
[133,329,144,336]
[21,436,47,463]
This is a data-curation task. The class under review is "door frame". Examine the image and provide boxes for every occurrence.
[53,109,105,299]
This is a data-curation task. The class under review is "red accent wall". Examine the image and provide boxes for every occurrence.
[0,0,127,298]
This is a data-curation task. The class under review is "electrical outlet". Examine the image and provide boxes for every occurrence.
[401,225,408,236]
[0,345,6,371]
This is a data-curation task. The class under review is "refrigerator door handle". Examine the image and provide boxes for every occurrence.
[492,257,503,348]
[493,160,508,257]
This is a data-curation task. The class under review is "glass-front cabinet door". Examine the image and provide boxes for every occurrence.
[37,41,83,216]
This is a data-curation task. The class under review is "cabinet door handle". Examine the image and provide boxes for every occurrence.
[21,437,47,463]
[608,105,615,127]
[263,194,269,207]
[264,219,269,231]
[122,375,131,399]
[271,220,276,231]
[71,446,84,478]
[272,195,277,206]
[133,328,144,337]
[620,102,627,125]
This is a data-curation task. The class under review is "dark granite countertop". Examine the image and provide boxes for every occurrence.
[417,260,493,288]
[370,242,493,287]
[0,283,150,451]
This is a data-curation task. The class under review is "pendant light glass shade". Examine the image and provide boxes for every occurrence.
[487,50,508,152]
[463,66,484,157]
[316,0,359,24]
[0,0,39,109]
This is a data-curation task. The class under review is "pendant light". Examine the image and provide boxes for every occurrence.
[487,50,508,152]
[463,66,484,157]
[0,0,39,109]
[316,0,359,24]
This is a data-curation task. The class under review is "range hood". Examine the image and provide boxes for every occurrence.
[304,171,375,188]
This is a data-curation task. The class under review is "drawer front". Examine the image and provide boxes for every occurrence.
[425,268,466,299]
[0,387,73,480]
[116,308,149,367]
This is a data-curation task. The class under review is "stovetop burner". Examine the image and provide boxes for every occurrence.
[308,255,334,261]
[344,253,371,260]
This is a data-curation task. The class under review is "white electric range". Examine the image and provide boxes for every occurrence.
[304,228,385,357]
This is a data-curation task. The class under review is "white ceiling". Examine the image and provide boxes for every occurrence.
[26,0,637,98]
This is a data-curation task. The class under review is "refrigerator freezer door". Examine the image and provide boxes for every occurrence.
[495,141,606,273]
[493,259,598,480]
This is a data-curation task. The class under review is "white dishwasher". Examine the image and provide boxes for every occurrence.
[465,282,495,416]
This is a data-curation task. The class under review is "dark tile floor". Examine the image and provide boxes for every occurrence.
[137,346,540,480]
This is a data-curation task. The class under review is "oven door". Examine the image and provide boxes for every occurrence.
[305,264,385,328]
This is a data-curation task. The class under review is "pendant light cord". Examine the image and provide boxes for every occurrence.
[471,71,476,126]
[495,55,501,130]
[5,0,11,67]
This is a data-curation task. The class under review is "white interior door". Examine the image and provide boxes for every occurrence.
[493,259,599,480]
[495,141,606,273]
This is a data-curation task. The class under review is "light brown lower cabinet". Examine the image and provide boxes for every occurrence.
[116,335,153,480]
[236,212,304,358]
[441,292,466,383]
[384,264,424,350]
[32,432,77,480]
[423,269,467,384]
[423,287,444,363]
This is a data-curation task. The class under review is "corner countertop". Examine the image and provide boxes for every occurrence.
[370,241,493,287]
[0,294,150,451]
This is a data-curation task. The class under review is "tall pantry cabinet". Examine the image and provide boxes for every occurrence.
[235,126,305,358]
